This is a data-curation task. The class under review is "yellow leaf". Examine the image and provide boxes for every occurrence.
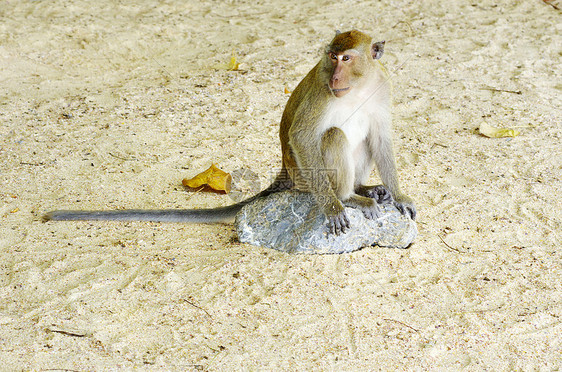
[182,164,232,193]
[479,122,520,138]
[284,87,292,94]
[227,54,240,71]
[212,52,241,71]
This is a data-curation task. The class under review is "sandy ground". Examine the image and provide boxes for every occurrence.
[1,0,561,370]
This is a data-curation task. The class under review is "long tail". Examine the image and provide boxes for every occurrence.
[44,204,242,223]
[44,172,293,223]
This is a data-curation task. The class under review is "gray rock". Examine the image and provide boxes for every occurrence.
[235,190,417,254]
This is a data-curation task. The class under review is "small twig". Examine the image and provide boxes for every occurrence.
[47,325,90,337]
[382,318,420,332]
[183,299,212,318]
[431,142,449,149]
[108,152,137,161]
[543,0,560,10]
[481,87,522,95]
[20,162,45,166]
[438,234,462,253]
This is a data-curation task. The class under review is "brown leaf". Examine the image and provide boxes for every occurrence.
[182,164,232,193]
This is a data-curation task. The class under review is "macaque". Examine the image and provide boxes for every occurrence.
[45,30,416,235]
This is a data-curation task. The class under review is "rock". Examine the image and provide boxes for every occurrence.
[235,190,417,254]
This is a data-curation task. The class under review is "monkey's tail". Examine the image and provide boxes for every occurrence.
[44,173,293,223]
[43,204,243,223]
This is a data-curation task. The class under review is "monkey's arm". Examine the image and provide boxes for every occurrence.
[287,109,351,234]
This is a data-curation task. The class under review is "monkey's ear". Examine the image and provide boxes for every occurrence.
[371,41,385,59]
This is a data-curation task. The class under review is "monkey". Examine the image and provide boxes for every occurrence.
[45,30,416,235]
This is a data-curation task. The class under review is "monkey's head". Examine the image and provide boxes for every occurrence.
[324,30,385,98]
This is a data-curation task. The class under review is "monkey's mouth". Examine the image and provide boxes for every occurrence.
[331,87,350,97]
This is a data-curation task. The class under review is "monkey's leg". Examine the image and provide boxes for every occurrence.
[321,128,381,223]
[370,131,417,220]
[352,147,392,204]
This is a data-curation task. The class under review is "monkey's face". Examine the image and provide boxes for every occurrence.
[324,30,384,98]
[326,50,366,98]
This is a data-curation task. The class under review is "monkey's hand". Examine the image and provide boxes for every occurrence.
[325,200,350,235]
[394,194,416,220]
[328,212,351,235]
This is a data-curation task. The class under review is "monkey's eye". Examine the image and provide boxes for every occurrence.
[329,52,337,60]
[342,55,351,62]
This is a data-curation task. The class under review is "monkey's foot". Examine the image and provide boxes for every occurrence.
[359,205,381,220]
[395,200,417,220]
[356,185,393,204]
[393,194,416,220]
[343,194,382,221]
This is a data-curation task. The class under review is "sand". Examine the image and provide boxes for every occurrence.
[1,0,561,370]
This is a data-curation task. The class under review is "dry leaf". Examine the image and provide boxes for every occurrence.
[227,53,240,71]
[479,122,520,138]
[182,164,232,193]
[284,87,292,94]
[213,52,240,71]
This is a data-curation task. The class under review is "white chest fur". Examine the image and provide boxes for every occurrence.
[319,87,388,151]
